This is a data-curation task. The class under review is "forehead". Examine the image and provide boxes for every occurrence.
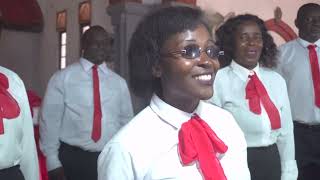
[86,30,110,42]
[163,25,211,48]
[301,7,320,18]
[236,21,261,34]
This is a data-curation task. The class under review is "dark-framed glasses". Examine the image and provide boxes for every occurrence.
[161,44,224,60]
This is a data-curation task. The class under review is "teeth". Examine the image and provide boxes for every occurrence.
[248,50,256,54]
[195,74,212,81]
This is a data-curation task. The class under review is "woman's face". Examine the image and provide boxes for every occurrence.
[154,24,220,112]
[233,21,263,69]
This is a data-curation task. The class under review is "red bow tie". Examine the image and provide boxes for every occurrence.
[178,114,228,180]
[0,72,21,134]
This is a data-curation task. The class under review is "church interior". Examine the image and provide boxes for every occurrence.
[1,0,318,106]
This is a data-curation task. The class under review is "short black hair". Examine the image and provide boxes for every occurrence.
[81,25,110,50]
[215,14,278,68]
[129,6,211,97]
[297,3,320,20]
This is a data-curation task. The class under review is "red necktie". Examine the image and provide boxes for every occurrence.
[0,72,20,134]
[246,72,281,130]
[178,114,228,180]
[91,65,102,142]
[307,45,320,108]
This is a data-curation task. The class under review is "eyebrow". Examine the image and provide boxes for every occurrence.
[240,32,262,35]
[184,39,197,42]
[183,39,215,43]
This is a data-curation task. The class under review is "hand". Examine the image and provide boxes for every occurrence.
[48,167,65,180]
[274,6,282,23]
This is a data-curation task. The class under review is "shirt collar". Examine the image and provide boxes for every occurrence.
[297,38,320,48]
[149,94,206,129]
[230,60,260,82]
[80,57,108,74]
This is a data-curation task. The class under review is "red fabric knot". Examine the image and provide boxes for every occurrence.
[91,65,102,142]
[0,73,9,89]
[0,72,20,134]
[178,113,228,180]
[245,74,261,114]
[245,72,281,130]
[307,44,320,108]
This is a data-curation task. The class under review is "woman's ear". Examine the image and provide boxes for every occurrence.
[152,63,162,78]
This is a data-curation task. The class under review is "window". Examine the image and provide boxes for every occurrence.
[79,1,91,26]
[79,1,91,55]
[81,24,90,34]
[57,10,67,69]
[59,32,67,69]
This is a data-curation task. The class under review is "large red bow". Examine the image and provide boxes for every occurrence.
[178,114,228,180]
[246,72,281,130]
[0,72,20,134]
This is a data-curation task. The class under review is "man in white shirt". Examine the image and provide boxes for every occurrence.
[40,26,134,180]
[0,22,39,180]
[277,3,320,180]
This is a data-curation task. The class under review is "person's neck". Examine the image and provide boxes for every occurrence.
[299,35,319,44]
[83,56,103,65]
[159,93,199,113]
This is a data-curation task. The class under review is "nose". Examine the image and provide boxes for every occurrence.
[198,52,217,69]
[312,17,320,24]
[247,37,259,46]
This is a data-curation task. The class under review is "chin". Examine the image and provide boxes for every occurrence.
[199,90,213,100]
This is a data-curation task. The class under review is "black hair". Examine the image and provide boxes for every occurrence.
[297,3,320,20]
[215,14,278,68]
[129,6,211,97]
[81,25,110,50]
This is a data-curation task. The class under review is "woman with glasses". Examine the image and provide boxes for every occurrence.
[209,14,297,180]
[98,6,250,180]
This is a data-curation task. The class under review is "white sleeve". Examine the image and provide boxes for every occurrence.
[276,78,298,180]
[39,72,65,171]
[98,142,135,180]
[17,77,40,180]
[119,80,134,125]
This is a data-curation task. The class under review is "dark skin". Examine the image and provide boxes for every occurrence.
[295,6,320,43]
[49,26,111,180]
[153,24,220,113]
[82,27,112,65]
[233,21,263,70]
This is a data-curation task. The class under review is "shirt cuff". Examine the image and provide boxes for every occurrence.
[46,155,62,171]
[281,160,298,180]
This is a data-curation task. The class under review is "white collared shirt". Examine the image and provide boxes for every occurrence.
[277,38,320,124]
[40,58,134,171]
[0,66,39,180]
[210,61,297,180]
[98,94,250,180]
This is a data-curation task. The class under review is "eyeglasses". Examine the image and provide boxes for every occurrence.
[161,44,224,60]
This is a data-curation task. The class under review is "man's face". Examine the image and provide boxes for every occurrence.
[83,29,112,65]
[296,7,320,43]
